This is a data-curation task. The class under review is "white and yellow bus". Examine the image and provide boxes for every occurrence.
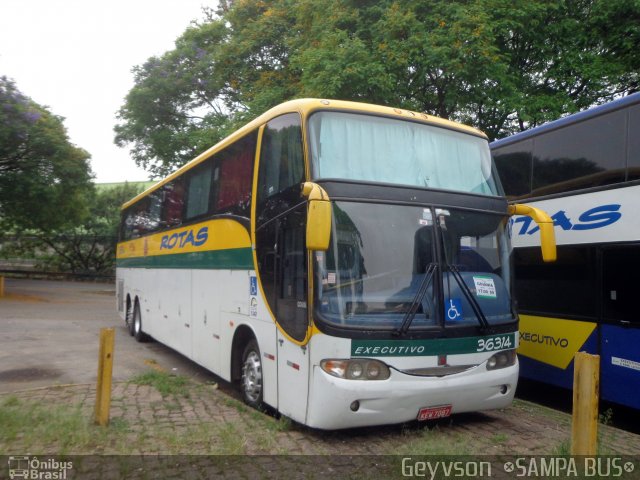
[117,99,555,429]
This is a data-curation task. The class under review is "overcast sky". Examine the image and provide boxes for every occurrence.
[0,0,213,183]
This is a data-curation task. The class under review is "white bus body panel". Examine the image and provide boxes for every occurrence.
[118,267,280,405]
[276,330,310,422]
[305,333,517,430]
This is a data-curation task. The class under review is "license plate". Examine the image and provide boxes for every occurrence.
[417,405,452,421]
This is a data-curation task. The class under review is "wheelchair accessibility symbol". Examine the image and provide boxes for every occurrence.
[447,298,463,321]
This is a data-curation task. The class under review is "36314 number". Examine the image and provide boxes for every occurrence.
[477,335,513,352]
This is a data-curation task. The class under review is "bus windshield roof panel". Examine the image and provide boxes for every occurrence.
[307,111,500,196]
[122,99,488,210]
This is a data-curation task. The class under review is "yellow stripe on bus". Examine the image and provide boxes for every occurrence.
[117,218,251,259]
[518,315,596,369]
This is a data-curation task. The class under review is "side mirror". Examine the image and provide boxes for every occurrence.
[302,182,331,251]
[509,203,557,262]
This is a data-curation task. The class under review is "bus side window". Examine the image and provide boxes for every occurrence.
[185,161,213,221]
[128,198,151,238]
[257,113,304,225]
[147,190,162,232]
[162,179,185,228]
[212,131,257,218]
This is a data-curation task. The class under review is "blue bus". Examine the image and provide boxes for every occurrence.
[491,93,640,410]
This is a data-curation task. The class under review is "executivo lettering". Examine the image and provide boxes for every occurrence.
[520,331,569,348]
[354,345,426,356]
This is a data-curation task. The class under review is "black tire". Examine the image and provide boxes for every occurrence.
[132,301,150,342]
[240,339,263,409]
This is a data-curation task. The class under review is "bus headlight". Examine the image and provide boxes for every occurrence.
[486,349,517,370]
[321,359,390,380]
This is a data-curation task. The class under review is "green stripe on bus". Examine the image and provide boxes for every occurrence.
[351,332,515,357]
[116,248,253,270]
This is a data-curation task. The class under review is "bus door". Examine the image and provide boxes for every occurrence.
[275,208,311,422]
[600,245,640,409]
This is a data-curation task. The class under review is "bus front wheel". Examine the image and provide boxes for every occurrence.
[241,339,263,409]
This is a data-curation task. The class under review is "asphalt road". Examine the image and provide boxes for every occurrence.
[0,277,217,393]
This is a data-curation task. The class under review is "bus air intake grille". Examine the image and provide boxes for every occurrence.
[401,365,477,377]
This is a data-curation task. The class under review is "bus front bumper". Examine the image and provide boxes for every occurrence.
[305,362,518,430]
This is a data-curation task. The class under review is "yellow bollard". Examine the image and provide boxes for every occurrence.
[0,276,5,297]
[94,328,115,426]
[571,351,600,455]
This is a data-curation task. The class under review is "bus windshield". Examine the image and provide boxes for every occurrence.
[308,111,502,196]
[313,202,513,330]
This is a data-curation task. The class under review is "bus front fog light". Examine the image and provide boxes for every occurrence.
[500,384,508,395]
[350,400,360,412]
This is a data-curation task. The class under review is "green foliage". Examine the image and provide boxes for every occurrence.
[115,0,640,176]
[0,76,93,232]
[0,182,144,275]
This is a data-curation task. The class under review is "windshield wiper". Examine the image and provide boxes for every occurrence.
[395,262,437,336]
[449,264,490,330]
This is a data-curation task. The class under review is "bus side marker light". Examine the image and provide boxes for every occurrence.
[287,360,300,370]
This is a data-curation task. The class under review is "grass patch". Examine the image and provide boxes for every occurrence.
[222,395,248,414]
[130,370,190,397]
[216,422,247,454]
[490,433,509,444]
[392,424,476,455]
[0,396,128,454]
[552,438,571,456]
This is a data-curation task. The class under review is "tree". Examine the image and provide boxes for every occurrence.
[0,183,144,276]
[0,76,93,231]
[115,0,640,176]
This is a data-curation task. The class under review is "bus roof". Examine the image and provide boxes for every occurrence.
[123,98,487,210]
[491,92,640,150]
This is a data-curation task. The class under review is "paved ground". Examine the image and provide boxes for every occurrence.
[4,380,640,456]
[0,278,216,393]
[1,278,640,478]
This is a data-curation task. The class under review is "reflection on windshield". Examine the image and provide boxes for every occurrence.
[314,202,514,330]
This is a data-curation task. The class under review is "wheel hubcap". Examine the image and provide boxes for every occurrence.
[242,350,262,402]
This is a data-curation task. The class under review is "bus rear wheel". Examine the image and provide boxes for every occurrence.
[241,339,263,409]
[125,299,135,336]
